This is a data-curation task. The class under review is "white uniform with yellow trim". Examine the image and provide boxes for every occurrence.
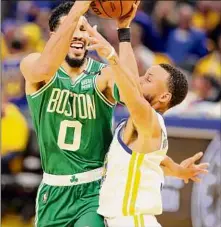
[98,112,168,227]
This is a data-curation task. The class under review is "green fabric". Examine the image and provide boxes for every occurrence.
[35,180,104,227]
[74,212,104,227]
[113,84,125,106]
[27,58,115,175]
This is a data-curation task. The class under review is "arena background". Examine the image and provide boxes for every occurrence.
[1,1,221,226]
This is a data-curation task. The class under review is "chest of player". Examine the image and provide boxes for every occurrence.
[46,73,98,120]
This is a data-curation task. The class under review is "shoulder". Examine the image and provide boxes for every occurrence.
[89,58,107,74]
[94,64,112,91]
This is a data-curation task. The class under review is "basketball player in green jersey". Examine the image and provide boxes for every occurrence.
[20,1,208,226]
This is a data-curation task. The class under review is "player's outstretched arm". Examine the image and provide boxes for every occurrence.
[20,1,92,83]
[118,2,140,83]
[112,1,142,104]
[85,21,155,136]
[161,153,209,183]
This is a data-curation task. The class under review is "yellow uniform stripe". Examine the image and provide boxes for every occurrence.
[134,215,139,227]
[140,214,145,227]
[122,152,138,215]
[129,153,145,215]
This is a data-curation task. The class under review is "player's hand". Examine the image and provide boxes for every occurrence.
[179,152,209,184]
[117,1,140,29]
[84,19,115,59]
[75,0,93,15]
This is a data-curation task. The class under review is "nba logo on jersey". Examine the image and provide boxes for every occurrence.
[43,193,48,203]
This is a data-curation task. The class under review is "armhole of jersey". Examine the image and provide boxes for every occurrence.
[93,72,115,108]
[112,84,125,106]
[114,118,127,134]
[29,72,58,99]
[155,112,168,150]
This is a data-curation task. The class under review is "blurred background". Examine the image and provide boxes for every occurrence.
[1,0,221,227]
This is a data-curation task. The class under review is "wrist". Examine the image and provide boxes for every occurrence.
[118,28,131,42]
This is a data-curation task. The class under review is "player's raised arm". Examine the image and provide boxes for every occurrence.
[20,1,92,83]
[112,1,142,104]
[117,2,140,82]
[85,21,155,135]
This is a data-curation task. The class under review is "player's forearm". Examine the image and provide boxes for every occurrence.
[108,54,153,132]
[119,42,139,78]
[108,54,141,103]
[161,165,176,177]
[37,7,82,78]
[119,42,142,94]
[161,156,184,178]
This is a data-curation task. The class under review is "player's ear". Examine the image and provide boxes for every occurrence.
[50,32,55,37]
[159,92,171,105]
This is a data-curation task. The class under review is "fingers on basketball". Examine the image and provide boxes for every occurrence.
[134,1,141,9]
[123,2,139,19]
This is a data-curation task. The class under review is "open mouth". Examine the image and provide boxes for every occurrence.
[71,41,85,50]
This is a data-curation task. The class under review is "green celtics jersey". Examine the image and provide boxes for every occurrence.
[27,58,115,175]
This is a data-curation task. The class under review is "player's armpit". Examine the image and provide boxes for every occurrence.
[112,84,125,106]
[98,67,125,105]
[95,66,116,104]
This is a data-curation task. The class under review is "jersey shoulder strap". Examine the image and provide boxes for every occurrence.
[114,119,127,134]
[85,58,107,75]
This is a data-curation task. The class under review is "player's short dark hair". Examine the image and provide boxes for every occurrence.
[159,64,188,108]
[49,1,75,32]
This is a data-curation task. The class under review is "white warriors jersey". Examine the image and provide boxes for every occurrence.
[98,112,168,218]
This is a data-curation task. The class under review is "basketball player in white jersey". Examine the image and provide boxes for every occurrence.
[84,13,209,227]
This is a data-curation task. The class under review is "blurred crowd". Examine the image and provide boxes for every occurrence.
[1,0,221,225]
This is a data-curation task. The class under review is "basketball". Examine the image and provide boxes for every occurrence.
[90,1,137,19]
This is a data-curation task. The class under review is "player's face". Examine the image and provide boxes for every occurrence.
[139,65,172,109]
[59,16,90,67]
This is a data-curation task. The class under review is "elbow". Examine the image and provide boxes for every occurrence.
[20,57,53,82]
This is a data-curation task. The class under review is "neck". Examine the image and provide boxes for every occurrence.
[151,102,166,114]
[61,58,88,79]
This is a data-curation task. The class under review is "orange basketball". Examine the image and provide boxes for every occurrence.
[90,0,137,19]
